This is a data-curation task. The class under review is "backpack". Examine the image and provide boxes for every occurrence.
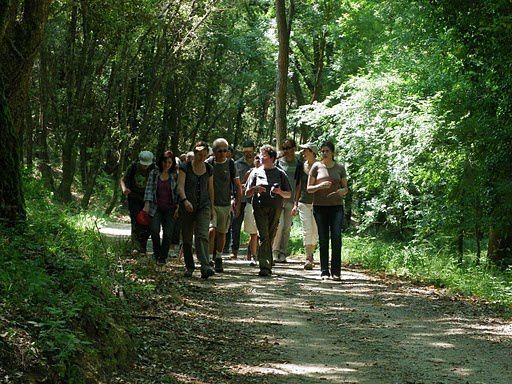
[207,157,237,183]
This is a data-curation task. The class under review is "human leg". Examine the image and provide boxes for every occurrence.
[329,206,344,277]
[313,205,330,278]
[275,201,294,261]
[159,208,175,262]
[181,212,196,272]
[230,202,246,257]
[195,207,215,277]
[299,202,317,268]
[253,207,272,272]
[150,210,163,262]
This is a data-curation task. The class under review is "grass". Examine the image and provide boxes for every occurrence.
[284,217,512,314]
[342,234,512,313]
[0,174,134,383]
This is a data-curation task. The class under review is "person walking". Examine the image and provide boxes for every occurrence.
[246,145,291,277]
[177,141,216,279]
[120,150,154,255]
[143,151,178,265]
[207,138,242,272]
[292,142,319,270]
[243,154,261,264]
[229,140,256,259]
[307,140,349,281]
[273,139,298,263]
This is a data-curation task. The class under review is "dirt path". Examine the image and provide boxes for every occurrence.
[106,225,512,384]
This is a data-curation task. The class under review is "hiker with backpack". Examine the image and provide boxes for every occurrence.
[177,141,216,279]
[120,150,155,255]
[207,138,242,273]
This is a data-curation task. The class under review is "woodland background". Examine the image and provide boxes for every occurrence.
[1,1,511,382]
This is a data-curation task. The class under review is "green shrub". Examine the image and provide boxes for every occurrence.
[0,175,133,382]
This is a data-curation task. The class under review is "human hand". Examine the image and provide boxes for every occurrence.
[291,205,299,216]
[123,188,131,196]
[184,200,194,213]
[318,181,332,190]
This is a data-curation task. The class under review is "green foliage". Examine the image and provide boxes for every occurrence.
[0,175,133,382]
[344,235,512,311]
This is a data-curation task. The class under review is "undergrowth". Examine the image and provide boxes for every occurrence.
[342,235,512,314]
[0,175,134,383]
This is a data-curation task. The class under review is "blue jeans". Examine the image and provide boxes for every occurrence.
[151,207,176,262]
[313,205,344,276]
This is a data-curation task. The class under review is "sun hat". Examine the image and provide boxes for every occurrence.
[298,142,318,154]
[138,150,154,166]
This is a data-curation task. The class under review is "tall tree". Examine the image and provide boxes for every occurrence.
[274,0,294,149]
[0,0,52,223]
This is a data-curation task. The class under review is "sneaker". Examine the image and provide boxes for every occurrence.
[229,253,238,260]
[183,269,194,278]
[214,257,224,273]
[258,268,271,277]
[321,271,330,280]
[201,268,215,280]
[304,260,314,270]
[275,258,288,264]
[250,258,257,267]
[332,275,341,281]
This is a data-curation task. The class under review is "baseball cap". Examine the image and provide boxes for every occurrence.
[298,142,318,154]
[138,150,154,166]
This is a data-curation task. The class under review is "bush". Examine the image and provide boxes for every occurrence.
[0,175,133,383]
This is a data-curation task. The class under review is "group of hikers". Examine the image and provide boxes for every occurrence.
[120,138,348,281]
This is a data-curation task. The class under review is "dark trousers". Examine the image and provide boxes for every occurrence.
[230,202,247,252]
[151,207,176,262]
[313,205,344,276]
[128,198,150,252]
[253,205,282,271]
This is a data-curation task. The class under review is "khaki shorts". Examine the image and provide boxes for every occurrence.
[243,203,258,235]
[210,205,231,234]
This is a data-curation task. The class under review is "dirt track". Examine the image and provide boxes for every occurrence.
[111,244,512,384]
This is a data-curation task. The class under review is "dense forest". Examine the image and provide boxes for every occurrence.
[1,0,512,382]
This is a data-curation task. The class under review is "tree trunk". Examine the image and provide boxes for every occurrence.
[0,77,25,224]
[0,0,52,223]
[233,88,246,149]
[274,0,294,150]
[487,227,512,267]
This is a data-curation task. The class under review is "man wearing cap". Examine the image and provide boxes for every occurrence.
[273,138,298,263]
[292,142,319,269]
[120,150,155,255]
[229,140,256,259]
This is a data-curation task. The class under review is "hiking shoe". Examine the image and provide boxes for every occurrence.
[183,269,194,278]
[214,257,224,273]
[258,268,271,277]
[321,271,330,280]
[201,268,215,280]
